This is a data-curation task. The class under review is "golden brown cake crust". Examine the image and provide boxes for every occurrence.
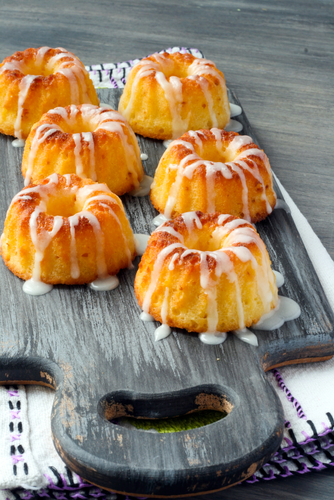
[150,129,277,223]
[118,52,230,140]
[1,174,136,285]
[135,212,278,333]
[21,104,144,195]
[0,47,99,139]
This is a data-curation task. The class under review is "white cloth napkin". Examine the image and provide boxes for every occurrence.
[1,47,334,497]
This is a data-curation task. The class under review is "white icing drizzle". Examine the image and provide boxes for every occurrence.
[224,120,243,133]
[273,270,284,288]
[252,296,301,331]
[188,130,204,155]
[14,75,39,139]
[196,77,218,127]
[233,329,258,347]
[155,71,189,139]
[69,215,80,279]
[198,332,228,345]
[47,48,90,103]
[95,116,141,188]
[233,291,300,346]
[154,225,184,242]
[88,275,120,291]
[24,123,62,186]
[153,214,170,226]
[134,234,150,256]
[35,46,51,67]
[181,212,203,233]
[155,324,172,341]
[229,103,242,117]
[161,130,273,221]
[188,57,230,118]
[23,279,53,296]
[1,47,92,142]
[275,199,291,213]
[140,215,277,339]
[86,197,133,270]
[140,311,154,322]
[29,208,64,283]
[141,153,148,160]
[82,132,96,181]
[24,104,142,188]
[163,140,173,148]
[15,174,131,294]
[168,252,179,270]
[129,175,153,197]
[122,54,229,139]
[161,286,169,324]
[12,138,25,148]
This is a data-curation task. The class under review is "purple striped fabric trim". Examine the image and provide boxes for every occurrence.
[272,369,307,419]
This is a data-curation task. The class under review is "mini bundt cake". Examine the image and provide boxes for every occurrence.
[0,47,99,140]
[135,212,278,334]
[1,173,136,287]
[118,52,230,140]
[150,129,277,223]
[22,104,144,194]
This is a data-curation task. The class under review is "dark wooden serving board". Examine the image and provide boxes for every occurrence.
[0,89,333,497]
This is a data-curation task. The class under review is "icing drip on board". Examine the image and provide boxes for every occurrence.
[232,329,258,347]
[134,234,150,256]
[275,199,291,213]
[252,296,301,331]
[224,119,243,133]
[273,270,284,288]
[155,325,172,341]
[153,214,170,226]
[12,139,25,148]
[229,103,242,117]
[129,175,153,197]
[88,275,120,291]
[23,280,53,296]
[198,332,228,345]
[140,312,154,322]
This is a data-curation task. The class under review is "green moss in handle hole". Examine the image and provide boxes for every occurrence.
[118,410,226,433]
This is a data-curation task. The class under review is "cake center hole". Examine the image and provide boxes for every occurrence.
[185,227,225,252]
[197,143,235,164]
[60,118,95,134]
[46,192,78,217]
[23,61,54,77]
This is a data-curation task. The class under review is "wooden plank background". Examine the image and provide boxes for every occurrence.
[0,0,333,498]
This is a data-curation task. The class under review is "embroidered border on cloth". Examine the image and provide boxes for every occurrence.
[85,47,204,89]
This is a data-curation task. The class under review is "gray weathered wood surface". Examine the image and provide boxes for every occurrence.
[0,0,333,498]
[0,87,332,496]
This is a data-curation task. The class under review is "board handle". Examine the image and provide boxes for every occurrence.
[51,349,284,497]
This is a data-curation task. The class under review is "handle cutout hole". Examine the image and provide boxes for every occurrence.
[99,386,235,433]
[115,409,226,433]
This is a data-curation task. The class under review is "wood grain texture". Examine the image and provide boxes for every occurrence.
[0,0,334,498]
[0,88,333,496]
